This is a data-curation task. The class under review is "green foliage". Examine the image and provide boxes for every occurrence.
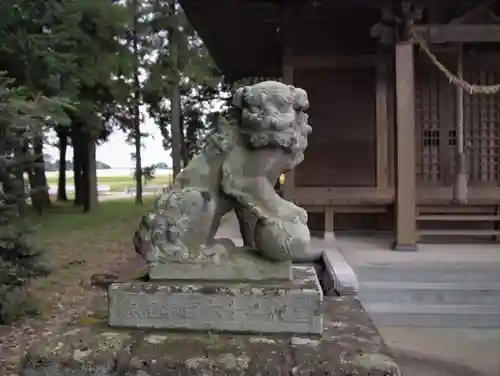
[142,0,227,163]
[0,288,40,324]
[0,74,51,324]
[137,165,156,185]
[44,158,111,172]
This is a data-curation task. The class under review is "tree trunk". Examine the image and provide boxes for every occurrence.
[21,140,40,214]
[33,135,51,210]
[180,114,189,168]
[25,167,42,215]
[169,0,182,179]
[132,0,143,204]
[82,134,98,212]
[133,111,143,204]
[57,128,68,201]
[14,171,29,217]
[72,125,84,206]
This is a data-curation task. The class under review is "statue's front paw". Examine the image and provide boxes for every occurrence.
[254,218,311,261]
[296,207,308,224]
[281,203,308,224]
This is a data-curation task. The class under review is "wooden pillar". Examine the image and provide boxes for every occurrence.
[394,41,418,251]
[495,205,500,242]
[324,206,335,243]
[375,56,390,191]
[281,5,295,202]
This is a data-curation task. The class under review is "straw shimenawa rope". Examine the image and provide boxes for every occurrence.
[410,27,500,95]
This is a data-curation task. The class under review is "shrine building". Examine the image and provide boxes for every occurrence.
[180,0,500,250]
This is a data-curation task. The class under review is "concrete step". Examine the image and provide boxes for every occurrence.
[362,303,500,328]
[417,214,500,221]
[419,229,500,236]
[359,281,500,305]
[355,265,500,283]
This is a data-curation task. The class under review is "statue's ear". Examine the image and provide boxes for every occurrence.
[232,86,247,108]
[293,88,309,111]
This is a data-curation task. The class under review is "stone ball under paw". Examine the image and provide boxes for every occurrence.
[254,218,311,261]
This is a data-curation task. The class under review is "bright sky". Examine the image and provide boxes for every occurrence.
[45,116,172,169]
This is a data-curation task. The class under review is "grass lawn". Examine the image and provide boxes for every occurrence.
[0,198,154,374]
[30,198,154,301]
[45,174,174,192]
[45,173,285,193]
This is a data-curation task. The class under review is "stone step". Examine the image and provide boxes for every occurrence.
[355,265,500,283]
[362,303,500,328]
[417,214,500,221]
[419,229,500,236]
[358,281,500,305]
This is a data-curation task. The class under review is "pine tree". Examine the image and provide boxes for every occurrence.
[112,0,154,204]
[143,0,225,170]
[0,74,70,323]
[0,0,83,213]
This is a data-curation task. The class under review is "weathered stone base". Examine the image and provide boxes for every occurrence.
[149,248,292,281]
[21,297,401,376]
[109,266,323,335]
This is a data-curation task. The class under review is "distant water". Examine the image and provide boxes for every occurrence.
[46,168,172,178]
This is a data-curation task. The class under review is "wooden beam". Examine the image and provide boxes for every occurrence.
[290,55,381,69]
[412,24,500,43]
[387,58,396,188]
[375,56,389,190]
[303,205,389,214]
[394,42,417,251]
[495,205,500,242]
[282,58,295,201]
[292,187,395,206]
[416,187,500,204]
[281,4,295,202]
[244,0,394,11]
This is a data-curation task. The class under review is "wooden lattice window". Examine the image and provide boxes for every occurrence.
[415,67,442,185]
[463,67,500,185]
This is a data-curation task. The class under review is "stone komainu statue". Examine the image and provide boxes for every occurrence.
[134,81,314,265]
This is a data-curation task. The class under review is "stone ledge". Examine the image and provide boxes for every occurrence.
[108,266,323,335]
[149,247,292,281]
[21,297,401,376]
[321,248,359,296]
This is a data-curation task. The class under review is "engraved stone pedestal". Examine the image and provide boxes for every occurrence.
[108,266,323,335]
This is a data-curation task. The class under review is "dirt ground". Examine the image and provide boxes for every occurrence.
[0,200,151,376]
[0,254,145,376]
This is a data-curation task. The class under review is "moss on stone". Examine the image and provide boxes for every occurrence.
[352,353,402,376]
[75,316,106,326]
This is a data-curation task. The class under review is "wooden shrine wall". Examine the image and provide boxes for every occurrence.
[293,67,377,187]
[291,9,378,56]
[463,56,500,187]
[288,8,380,189]
[415,51,500,195]
[415,52,456,187]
